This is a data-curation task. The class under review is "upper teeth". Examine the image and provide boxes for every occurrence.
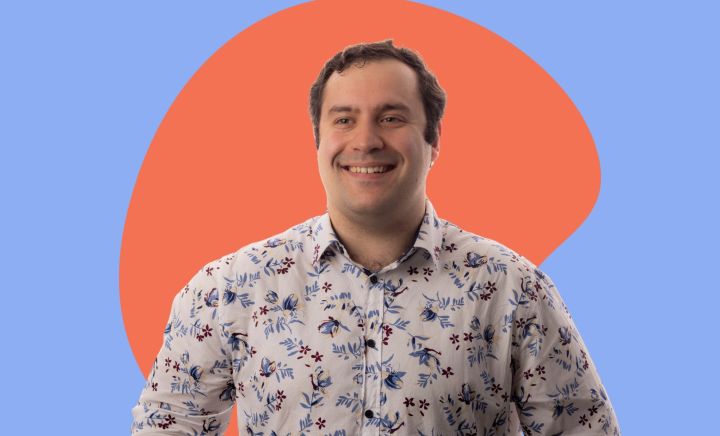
[349,166,389,174]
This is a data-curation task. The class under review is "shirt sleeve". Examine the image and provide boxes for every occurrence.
[131,265,235,435]
[511,265,620,435]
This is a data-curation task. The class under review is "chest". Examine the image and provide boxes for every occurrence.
[223,263,519,435]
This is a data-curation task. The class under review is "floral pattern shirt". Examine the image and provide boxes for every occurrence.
[131,200,619,435]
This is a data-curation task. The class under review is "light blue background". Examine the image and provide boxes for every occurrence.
[1,1,718,434]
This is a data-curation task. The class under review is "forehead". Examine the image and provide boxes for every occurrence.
[321,59,422,113]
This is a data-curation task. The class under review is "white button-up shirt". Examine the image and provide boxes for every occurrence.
[132,201,619,435]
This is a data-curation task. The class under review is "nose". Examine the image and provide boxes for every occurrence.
[352,120,384,152]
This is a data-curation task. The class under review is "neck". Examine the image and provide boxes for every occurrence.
[328,200,426,272]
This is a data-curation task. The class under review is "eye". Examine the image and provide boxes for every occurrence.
[380,116,403,124]
[334,117,352,125]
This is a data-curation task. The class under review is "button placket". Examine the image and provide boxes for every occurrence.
[362,273,383,435]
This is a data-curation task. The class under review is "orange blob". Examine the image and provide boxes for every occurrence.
[121,1,599,433]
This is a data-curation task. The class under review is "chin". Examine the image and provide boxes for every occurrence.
[344,198,395,217]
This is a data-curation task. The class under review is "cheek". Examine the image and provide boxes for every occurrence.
[317,147,335,169]
[317,148,339,185]
[321,133,345,152]
[318,137,346,166]
[402,143,431,167]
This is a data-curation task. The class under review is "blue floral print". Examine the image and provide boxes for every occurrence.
[132,201,619,435]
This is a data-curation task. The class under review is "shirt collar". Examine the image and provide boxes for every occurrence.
[413,199,444,267]
[311,199,444,268]
[311,213,340,266]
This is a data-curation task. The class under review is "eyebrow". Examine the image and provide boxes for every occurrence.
[327,103,412,114]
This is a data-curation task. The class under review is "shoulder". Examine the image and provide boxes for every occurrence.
[441,220,568,318]
[198,215,322,281]
[440,219,538,278]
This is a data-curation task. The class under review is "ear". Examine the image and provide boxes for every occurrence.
[430,122,441,164]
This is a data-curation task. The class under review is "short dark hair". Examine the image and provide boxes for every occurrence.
[309,40,446,148]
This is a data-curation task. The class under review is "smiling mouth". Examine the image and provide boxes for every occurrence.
[342,165,395,174]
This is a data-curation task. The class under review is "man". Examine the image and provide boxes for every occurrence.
[132,40,619,435]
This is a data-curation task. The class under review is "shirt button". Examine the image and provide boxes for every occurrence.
[364,410,374,419]
[366,339,376,348]
[370,276,378,284]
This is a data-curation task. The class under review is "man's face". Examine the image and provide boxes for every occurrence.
[317,59,439,221]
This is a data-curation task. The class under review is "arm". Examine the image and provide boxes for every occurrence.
[511,266,620,435]
[131,264,235,435]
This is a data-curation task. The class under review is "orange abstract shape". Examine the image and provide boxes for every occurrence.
[120,1,599,433]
